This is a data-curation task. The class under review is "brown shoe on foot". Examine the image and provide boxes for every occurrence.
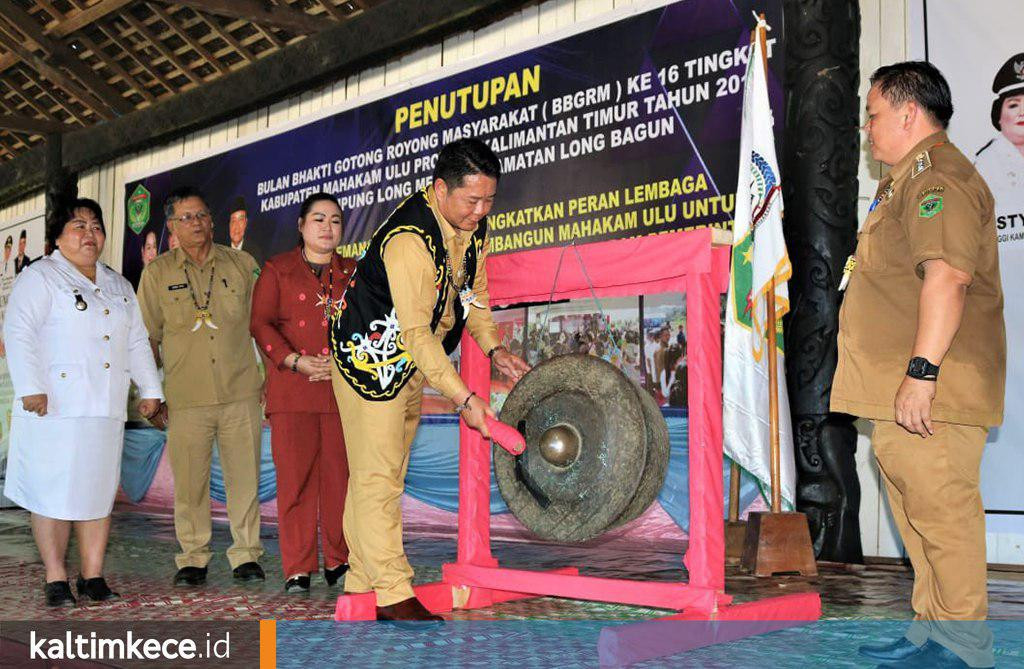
[375,596,443,627]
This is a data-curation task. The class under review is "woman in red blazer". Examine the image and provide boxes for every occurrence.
[250,192,356,593]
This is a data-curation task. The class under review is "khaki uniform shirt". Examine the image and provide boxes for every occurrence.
[831,131,1006,427]
[138,244,263,409]
[382,186,500,402]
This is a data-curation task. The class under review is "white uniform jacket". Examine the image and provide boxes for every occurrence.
[975,133,1024,224]
[3,251,164,418]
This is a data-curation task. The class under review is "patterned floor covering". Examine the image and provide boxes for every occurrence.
[1,509,1022,666]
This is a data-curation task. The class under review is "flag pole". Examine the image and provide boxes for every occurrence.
[752,13,782,515]
[767,279,782,514]
[728,461,741,522]
[739,13,817,577]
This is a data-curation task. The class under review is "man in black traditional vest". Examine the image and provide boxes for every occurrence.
[330,138,530,623]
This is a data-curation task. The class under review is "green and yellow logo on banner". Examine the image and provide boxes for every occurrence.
[127,184,151,234]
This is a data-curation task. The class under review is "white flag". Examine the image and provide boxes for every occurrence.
[723,18,796,509]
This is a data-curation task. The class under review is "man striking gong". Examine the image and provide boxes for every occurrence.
[330,138,530,623]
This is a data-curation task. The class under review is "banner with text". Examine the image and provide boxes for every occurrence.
[121,0,784,286]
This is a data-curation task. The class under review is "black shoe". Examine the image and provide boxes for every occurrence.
[284,575,311,594]
[76,575,120,602]
[173,566,208,587]
[859,637,921,662]
[376,596,444,630]
[232,562,265,582]
[323,563,349,586]
[44,580,76,607]
[877,640,984,668]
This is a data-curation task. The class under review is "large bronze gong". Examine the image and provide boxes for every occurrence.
[494,354,670,543]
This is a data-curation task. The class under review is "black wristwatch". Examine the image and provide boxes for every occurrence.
[487,345,506,359]
[906,356,939,381]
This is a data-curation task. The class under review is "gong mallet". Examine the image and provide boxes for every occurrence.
[485,416,526,456]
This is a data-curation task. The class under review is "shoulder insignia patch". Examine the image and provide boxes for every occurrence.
[919,194,943,218]
[911,150,932,179]
[253,267,261,277]
[918,185,945,198]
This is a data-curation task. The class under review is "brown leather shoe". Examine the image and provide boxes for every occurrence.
[375,596,443,627]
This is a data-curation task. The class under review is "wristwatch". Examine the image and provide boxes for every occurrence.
[487,345,507,359]
[906,356,939,381]
[454,391,476,413]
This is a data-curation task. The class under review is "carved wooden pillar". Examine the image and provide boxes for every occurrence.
[44,133,77,243]
[781,0,864,562]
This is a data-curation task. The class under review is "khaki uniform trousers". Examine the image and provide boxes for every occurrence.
[872,420,993,668]
[167,398,265,570]
[332,366,424,607]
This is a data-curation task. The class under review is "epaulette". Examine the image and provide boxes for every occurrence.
[910,150,932,179]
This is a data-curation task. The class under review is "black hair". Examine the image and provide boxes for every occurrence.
[870,61,954,128]
[298,192,341,219]
[47,197,105,249]
[163,185,207,220]
[19,229,26,239]
[991,91,1023,130]
[296,192,342,246]
[231,195,247,214]
[4,235,11,247]
[432,138,501,189]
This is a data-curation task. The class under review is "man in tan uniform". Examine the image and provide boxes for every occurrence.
[832,62,1005,669]
[330,139,530,623]
[138,186,266,586]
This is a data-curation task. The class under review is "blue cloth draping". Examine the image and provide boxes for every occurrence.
[120,426,277,504]
[121,412,759,530]
[404,415,508,514]
[120,427,167,503]
[656,409,760,530]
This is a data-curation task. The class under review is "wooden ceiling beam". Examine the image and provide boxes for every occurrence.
[75,34,158,105]
[146,2,230,76]
[0,112,68,134]
[0,79,66,125]
[0,0,135,72]
[0,0,533,204]
[15,67,90,126]
[0,27,113,121]
[119,11,203,85]
[0,96,42,145]
[32,0,64,26]
[316,0,345,21]
[0,0,133,116]
[154,0,330,36]
[95,20,178,94]
[52,0,137,39]
[193,14,255,63]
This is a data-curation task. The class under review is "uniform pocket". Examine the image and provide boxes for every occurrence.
[48,362,87,416]
[856,225,888,271]
[159,292,195,331]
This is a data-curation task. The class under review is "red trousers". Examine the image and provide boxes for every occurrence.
[269,412,349,577]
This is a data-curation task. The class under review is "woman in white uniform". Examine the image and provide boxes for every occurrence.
[974,52,1024,214]
[2,198,163,607]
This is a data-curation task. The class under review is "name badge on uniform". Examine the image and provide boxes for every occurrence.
[167,283,187,291]
[458,286,485,317]
[838,255,857,292]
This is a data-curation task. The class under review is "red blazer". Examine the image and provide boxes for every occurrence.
[251,246,356,414]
